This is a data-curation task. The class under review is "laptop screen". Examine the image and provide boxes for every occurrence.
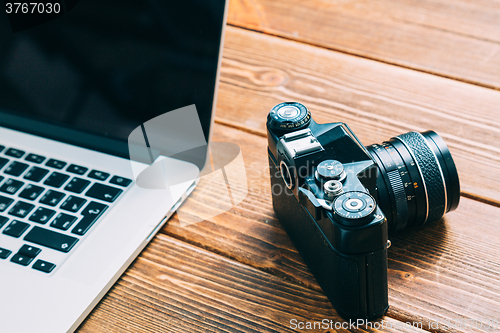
[0,0,226,162]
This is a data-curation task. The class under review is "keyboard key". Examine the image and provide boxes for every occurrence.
[25,153,46,164]
[46,159,67,169]
[51,213,77,230]
[18,244,41,258]
[110,176,132,187]
[72,201,108,236]
[0,178,24,194]
[24,166,49,182]
[2,220,30,238]
[10,253,34,266]
[5,148,25,158]
[0,247,11,259]
[19,184,45,201]
[44,172,70,188]
[67,164,88,175]
[61,196,87,213]
[0,145,4,153]
[32,260,56,273]
[24,226,78,253]
[0,157,9,170]
[85,183,122,203]
[4,161,29,176]
[29,207,55,224]
[9,201,35,218]
[0,215,8,228]
[39,190,65,206]
[0,196,14,212]
[65,177,90,194]
[88,170,109,181]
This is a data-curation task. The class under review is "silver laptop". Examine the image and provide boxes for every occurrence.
[0,1,228,332]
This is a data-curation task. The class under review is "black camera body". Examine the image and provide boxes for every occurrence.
[267,102,460,320]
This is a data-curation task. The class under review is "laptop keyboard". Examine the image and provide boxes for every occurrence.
[0,145,132,274]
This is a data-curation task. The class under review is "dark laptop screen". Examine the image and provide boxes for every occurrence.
[0,0,226,161]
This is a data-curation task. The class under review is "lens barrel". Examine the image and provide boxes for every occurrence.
[367,131,460,233]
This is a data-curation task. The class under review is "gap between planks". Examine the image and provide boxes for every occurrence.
[226,24,500,93]
[157,228,435,333]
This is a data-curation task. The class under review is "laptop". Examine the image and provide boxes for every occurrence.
[0,1,228,332]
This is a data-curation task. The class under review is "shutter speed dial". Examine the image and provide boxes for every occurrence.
[315,159,346,183]
[332,191,377,226]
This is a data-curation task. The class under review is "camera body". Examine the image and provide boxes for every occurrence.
[267,104,389,319]
[267,102,460,320]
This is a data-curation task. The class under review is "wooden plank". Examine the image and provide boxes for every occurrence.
[76,234,425,333]
[388,204,500,332]
[227,0,500,89]
[216,26,500,204]
[161,122,500,332]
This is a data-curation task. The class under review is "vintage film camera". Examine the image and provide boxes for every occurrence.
[267,102,460,320]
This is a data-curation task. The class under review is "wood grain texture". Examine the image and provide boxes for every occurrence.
[77,234,426,333]
[79,6,500,332]
[216,26,500,204]
[227,0,500,89]
[161,122,500,332]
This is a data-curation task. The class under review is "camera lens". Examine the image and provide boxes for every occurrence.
[367,131,460,233]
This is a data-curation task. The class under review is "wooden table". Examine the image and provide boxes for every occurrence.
[78,1,500,332]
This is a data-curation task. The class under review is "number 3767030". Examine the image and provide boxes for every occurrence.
[5,3,61,14]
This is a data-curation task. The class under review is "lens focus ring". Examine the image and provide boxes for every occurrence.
[386,169,408,230]
[394,132,447,224]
